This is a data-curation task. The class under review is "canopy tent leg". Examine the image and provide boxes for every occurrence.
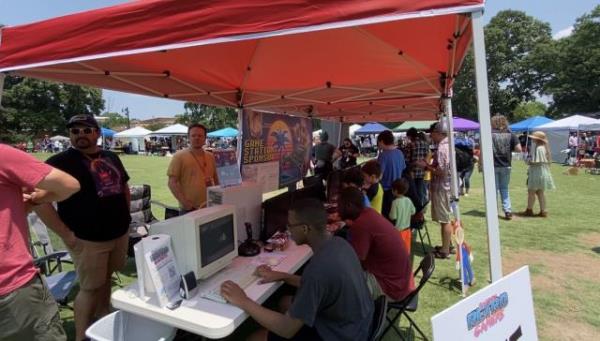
[0,73,5,108]
[472,11,503,282]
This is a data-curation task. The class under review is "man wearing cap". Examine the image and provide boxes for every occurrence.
[38,114,131,341]
[420,122,453,259]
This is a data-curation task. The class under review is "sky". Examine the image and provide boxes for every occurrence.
[1,0,598,120]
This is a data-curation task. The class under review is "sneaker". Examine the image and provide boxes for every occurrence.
[505,212,513,220]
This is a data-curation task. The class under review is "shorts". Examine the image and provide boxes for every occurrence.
[0,274,66,341]
[267,325,322,341]
[431,189,451,223]
[71,233,129,291]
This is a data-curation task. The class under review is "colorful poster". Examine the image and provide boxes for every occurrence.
[241,110,312,189]
[213,149,242,187]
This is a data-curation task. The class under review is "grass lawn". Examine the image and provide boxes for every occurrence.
[33,153,600,340]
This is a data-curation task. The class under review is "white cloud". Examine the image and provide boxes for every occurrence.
[553,26,573,40]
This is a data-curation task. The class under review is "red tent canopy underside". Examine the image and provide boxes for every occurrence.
[0,0,484,122]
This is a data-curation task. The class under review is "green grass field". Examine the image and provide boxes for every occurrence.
[33,153,600,340]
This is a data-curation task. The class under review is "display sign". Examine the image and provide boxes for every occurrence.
[213,149,242,187]
[431,266,537,341]
[241,110,312,189]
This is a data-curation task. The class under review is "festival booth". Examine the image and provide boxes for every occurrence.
[536,115,600,162]
[394,120,437,132]
[453,117,480,131]
[207,127,238,138]
[509,115,554,133]
[147,123,188,153]
[114,126,152,153]
[1,0,528,339]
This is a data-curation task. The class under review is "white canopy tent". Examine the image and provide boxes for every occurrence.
[536,115,600,162]
[349,124,362,137]
[114,126,152,152]
[149,123,188,136]
[49,135,69,141]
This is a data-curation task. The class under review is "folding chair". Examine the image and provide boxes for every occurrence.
[29,213,77,309]
[383,252,435,340]
[128,184,179,256]
[411,201,431,255]
[369,295,388,341]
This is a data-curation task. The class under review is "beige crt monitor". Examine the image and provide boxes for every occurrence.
[150,205,237,279]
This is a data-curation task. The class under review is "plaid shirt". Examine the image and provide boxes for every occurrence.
[406,139,428,178]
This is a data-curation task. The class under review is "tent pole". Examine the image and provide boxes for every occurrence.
[472,11,503,282]
[0,73,5,109]
[443,96,465,296]
[237,108,243,169]
[444,98,460,212]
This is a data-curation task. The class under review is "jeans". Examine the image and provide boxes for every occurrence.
[460,165,474,193]
[494,166,512,213]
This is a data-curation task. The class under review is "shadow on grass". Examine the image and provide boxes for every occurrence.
[433,276,463,294]
[592,247,600,255]
[462,209,486,217]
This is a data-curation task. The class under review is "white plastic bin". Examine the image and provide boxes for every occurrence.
[86,310,176,341]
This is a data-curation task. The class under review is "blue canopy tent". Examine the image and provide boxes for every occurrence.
[509,116,554,132]
[101,127,116,137]
[207,127,238,138]
[354,122,388,135]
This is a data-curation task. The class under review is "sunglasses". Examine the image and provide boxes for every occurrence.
[70,127,95,135]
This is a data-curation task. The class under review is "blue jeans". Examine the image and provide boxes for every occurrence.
[494,167,512,213]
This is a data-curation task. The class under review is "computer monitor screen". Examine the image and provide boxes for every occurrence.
[149,205,238,279]
[261,191,291,241]
[199,214,235,267]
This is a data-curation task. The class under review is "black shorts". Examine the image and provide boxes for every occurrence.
[267,325,322,341]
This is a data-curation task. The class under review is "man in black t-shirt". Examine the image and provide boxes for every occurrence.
[37,115,131,341]
[221,199,373,341]
[490,115,522,220]
[336,138,359,169]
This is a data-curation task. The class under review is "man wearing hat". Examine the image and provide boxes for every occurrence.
[37,114,131,341]
[421,122,453,258]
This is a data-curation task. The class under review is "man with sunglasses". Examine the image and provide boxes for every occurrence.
[221,199,373,341]
[38,114,131,341]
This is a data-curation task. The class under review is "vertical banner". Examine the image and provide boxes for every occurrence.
[241,110,312,192]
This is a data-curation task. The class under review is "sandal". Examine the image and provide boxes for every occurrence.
[434,245,456,254]
[433,249,450,259]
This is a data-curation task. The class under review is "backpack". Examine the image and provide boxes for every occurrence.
[455,144,474,172]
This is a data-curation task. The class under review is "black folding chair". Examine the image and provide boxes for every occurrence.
[411,201,431,255]
[383,252,435,340]
[369,295,388,341]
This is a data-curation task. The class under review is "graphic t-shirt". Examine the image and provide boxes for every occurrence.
[47,148,131,241]
[492,130,519,168]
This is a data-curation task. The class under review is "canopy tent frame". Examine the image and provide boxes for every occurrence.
[0,2,503,283]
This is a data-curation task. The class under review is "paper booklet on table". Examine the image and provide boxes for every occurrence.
[134,234,182,309]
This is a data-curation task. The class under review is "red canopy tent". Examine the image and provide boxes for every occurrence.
[0,0,504,286]
[0,0,482,123]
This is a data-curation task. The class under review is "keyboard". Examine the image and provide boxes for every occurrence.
[200,266,258,304]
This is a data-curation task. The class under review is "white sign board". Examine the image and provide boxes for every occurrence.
[431,266,538,341]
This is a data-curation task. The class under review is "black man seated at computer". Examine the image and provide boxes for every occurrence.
[221,199,374,341]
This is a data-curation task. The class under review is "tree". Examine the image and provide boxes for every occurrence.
[452,11,553,120]
[544,5,600,114]
[0,76,104,142]
[175,102,238,131]
[100,112,129,130]
[512,101,547,122]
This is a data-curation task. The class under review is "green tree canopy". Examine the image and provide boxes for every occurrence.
[512,101,548,122]
[0,76,104,142]
[175,103,238,132]
[543,5,600,114]
[453,10,553,120]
